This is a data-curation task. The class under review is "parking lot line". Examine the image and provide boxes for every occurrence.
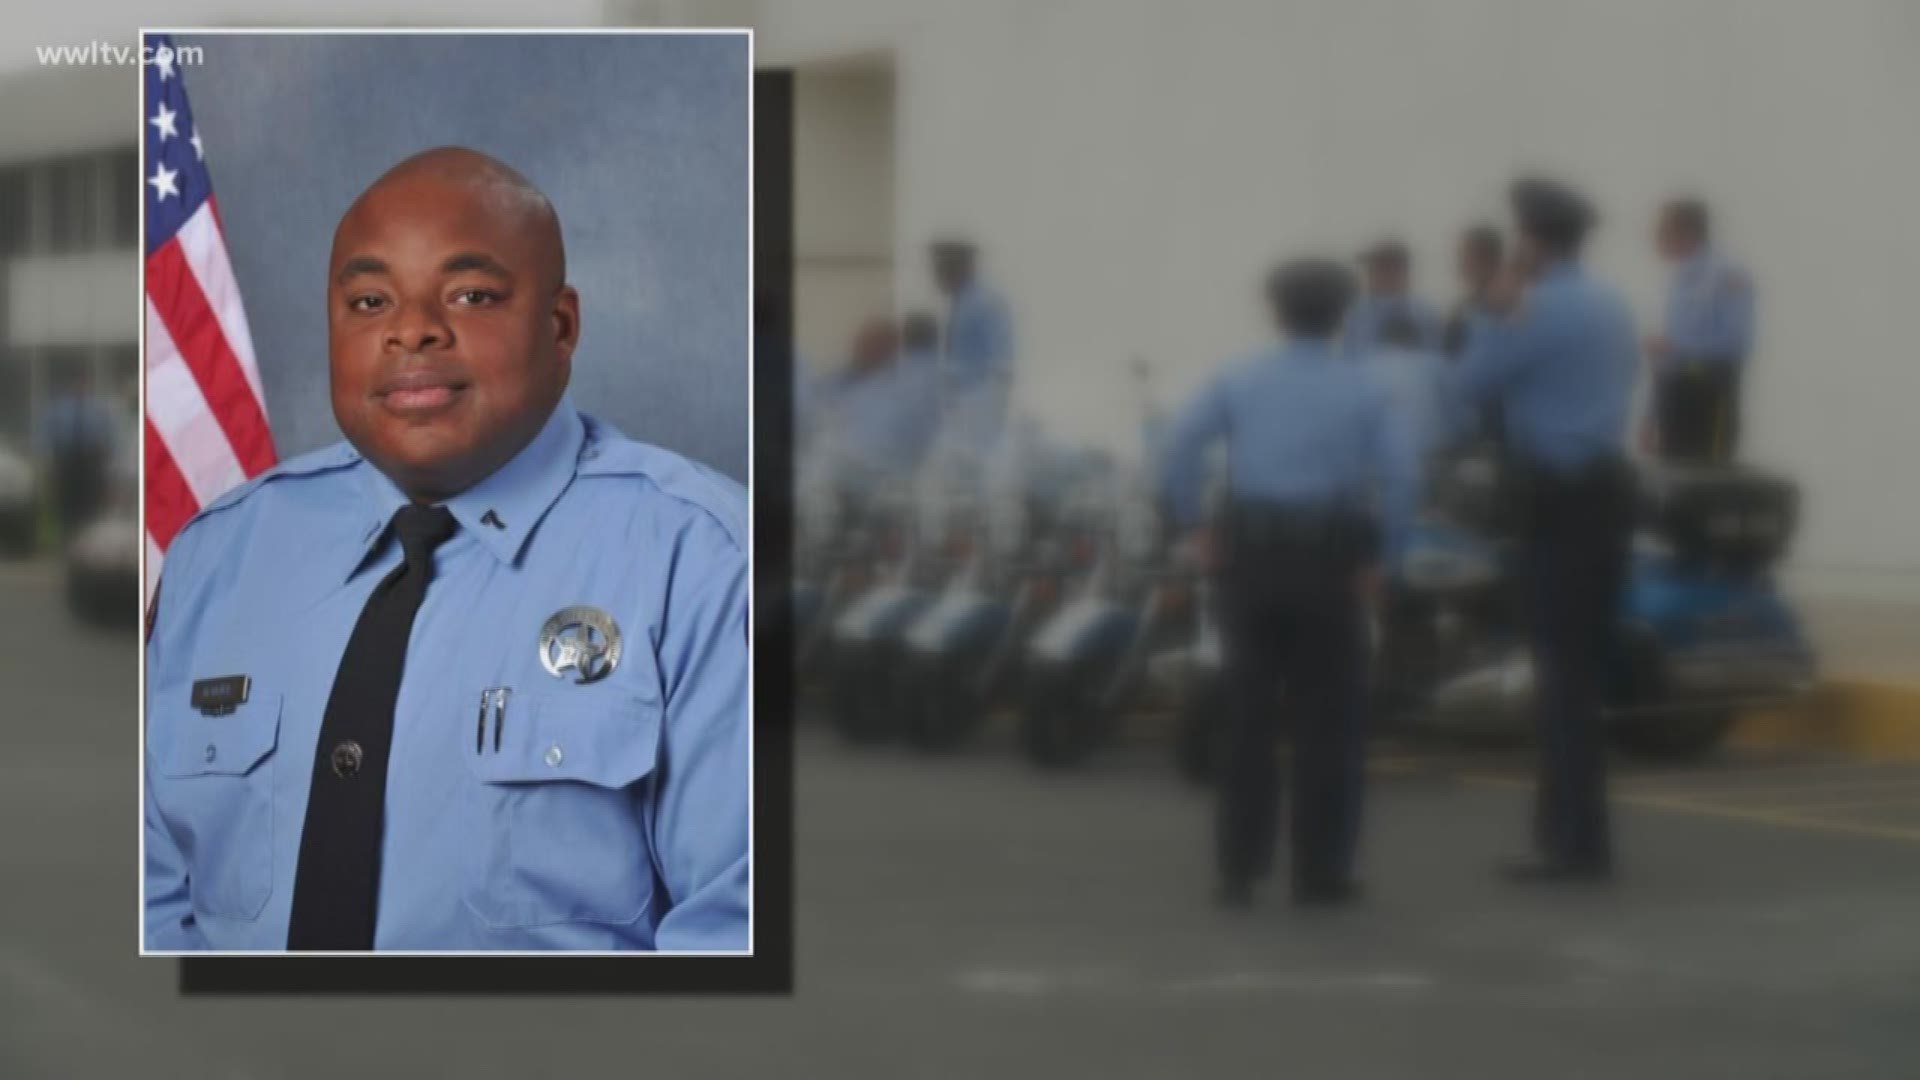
[1454,770,1920,846]
[1745,793,1920,815]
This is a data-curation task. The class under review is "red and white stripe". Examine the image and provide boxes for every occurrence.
[144,199,275,604]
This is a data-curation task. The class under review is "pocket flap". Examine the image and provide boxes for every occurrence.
[157,690,282,778]
[467,691,661,790]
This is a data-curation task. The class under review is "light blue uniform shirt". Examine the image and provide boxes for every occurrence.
[1449,260,1636,471]
[1342,293,1445,355]
[1159,338,1417,560]
[1662,247,1754,367]
[837,350,943,471]
[1364,344,1451,463]
[144,400,749,951]
[945,281,1015,388]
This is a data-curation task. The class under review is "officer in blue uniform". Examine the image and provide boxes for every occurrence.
[1162,258,1416,908]
[1645,197,1754,462]
[1441,224,1508,445]
[831,315,943,482]
[1442,224,1504,359]
[144,147,749,951]
[1343,239,1444,355]
[1450,178,1636,883]
[930,238,1015,454]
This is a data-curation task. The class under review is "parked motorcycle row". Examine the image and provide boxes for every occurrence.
[793,382,1818,779]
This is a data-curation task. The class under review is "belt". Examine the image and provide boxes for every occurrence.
[1223,501,1376,560]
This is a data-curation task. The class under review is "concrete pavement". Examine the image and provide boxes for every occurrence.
[2,561,1917,1078]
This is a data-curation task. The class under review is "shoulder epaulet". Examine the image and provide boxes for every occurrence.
[178,441,361,532]
[575,417,747,552]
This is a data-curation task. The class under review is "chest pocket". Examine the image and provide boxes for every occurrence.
[150,686,282,921]
[463,691,662,930]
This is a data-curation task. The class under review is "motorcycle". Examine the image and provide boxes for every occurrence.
[1378,449,1815,760]
[822,443,982,744]
[1015,461,1199,768]
[892,427,1103,751]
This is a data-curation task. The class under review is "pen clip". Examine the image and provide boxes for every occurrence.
[492,687,510,753]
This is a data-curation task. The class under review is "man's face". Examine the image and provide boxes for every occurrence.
[1458,243,1498,291]
[328,176,577,500]
[1655,210,1696,262]
[1365,261,1407,296]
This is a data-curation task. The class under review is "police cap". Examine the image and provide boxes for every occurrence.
[1509,177,1596,252]
[1266,258,1357,337]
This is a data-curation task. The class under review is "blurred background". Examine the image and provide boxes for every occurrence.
[7,1,1920,1077]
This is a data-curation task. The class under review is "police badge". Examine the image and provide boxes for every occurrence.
[538,606,623,684]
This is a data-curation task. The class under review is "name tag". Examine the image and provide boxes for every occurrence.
[190,675,251,716]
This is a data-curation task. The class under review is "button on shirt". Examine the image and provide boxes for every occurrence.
[1448,261,1637,471]
[1662,247,1754,368]
[144,400,749,951]
[1159,339,1418,560]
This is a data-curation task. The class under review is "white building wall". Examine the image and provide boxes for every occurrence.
[793,62,895,372]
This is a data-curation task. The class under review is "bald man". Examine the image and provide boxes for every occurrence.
[143,148,749,952]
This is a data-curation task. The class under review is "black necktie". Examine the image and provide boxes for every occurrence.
[287,503,457,950]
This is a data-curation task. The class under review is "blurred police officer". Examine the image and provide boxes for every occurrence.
[1450,179,1636,882]
[832,314,943,481]
[1442,224,1509,445]
[1366,312,1450,484]
[1343,239,1444,355]
[1162,259,1415,908]
[1645,197,1754,462]
[930,238,1015,454]
[1442,224,1505,359]
[145,148,749,951]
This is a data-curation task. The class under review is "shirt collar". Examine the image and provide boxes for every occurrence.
[1281,336,1339,362]
[1537,258,1582,282]
[345,397,585,580]
[952,281,988,309]
[1675,246,1715,281]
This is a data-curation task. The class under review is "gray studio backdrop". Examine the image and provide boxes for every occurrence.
[176,32,749,481]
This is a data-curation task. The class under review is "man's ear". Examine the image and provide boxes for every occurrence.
[552,285,581,366]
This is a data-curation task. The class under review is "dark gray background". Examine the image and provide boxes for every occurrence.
[176,32,749,481]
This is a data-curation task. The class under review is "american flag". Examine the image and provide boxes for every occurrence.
[143,34,276,606]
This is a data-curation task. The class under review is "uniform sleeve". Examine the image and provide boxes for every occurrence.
[144,757,209,950]
[1714,269,1756,359]
[1159,373,1230,527]
[1447,306,1537,419]
[987,294,1016,379]
[648,523,750,951]
[1371,391,1420,566]
[143,539,209,950]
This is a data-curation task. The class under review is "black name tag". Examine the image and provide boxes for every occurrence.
[190,675,251,716]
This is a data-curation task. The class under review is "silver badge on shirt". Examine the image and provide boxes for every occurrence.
[539,606,623,684]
